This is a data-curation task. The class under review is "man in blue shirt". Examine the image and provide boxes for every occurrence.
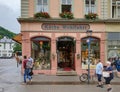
[95,59,103,88]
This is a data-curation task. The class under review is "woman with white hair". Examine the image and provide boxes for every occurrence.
[104,61,114,92]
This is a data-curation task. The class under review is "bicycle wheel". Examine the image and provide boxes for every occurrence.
[79,74,88,82]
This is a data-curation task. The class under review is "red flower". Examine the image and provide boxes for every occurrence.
[34,12,50,18]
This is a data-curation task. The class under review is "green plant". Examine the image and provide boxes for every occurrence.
[34,12,50,18]
[85,13,98,20]
[13,43,22,53]
[59,12,73,19]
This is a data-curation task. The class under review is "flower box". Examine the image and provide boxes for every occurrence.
[59,12,73,19]
[85,13,98,20]
[34,12,50,18]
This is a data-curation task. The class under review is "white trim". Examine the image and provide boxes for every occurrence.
[110,0,112,18]
[89,0,91,13]
[116,1,118,18]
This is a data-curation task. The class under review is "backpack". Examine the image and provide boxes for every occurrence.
[26,60,32,68]
[116,60,120,66]
[116,65,120,72]
[115,60,120,71]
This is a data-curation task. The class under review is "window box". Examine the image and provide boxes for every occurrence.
[59,12,73,19]
[34,12,50,18]
[85,13,98,20]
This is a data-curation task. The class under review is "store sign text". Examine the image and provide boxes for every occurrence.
[42,23,90,31]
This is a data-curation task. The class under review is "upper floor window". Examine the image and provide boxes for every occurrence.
[112,0,120,18]
[36,0,48,12]
[61,0,72,13]
[85,0,96,14]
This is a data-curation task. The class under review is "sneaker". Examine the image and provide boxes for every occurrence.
[96,85,101,87]
[21,82,26,85]
[107,88,112,92]
[100,85,104,88]
[28,79,32,85]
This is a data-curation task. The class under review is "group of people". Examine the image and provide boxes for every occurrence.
[95,60,114,92]
[22,56,34,84]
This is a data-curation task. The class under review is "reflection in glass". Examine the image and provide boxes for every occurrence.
[31,37,51,70]
[81,37,100,69]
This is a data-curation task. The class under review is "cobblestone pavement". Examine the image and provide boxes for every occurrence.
[0,59,120,92]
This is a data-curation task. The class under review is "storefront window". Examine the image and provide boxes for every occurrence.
[81,37,100,69]
[107,33,120,61]
[31,37,51,70]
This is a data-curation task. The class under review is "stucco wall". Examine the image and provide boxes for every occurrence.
[25,0,104,19]
[106,23,120,32]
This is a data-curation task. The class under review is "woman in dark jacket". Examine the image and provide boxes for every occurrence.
[104,61,114,92]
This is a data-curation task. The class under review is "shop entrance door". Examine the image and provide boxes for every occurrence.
[57,37,75,71]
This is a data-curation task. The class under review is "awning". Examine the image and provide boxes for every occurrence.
[12,33,22,44]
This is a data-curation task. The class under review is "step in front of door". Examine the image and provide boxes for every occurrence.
[56,71,77,76]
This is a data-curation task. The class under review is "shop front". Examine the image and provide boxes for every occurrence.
[19,19,106,75]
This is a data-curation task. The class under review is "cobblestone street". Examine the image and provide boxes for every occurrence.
[0,58,120,92]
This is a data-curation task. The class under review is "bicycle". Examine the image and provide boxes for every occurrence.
[79,69,96,83]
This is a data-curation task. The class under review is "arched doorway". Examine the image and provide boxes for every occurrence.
[56,36,75,71]
[31,36,51,70]
[81,37,100,69]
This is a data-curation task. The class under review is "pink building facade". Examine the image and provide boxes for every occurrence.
[19,0,107,75]
[19,19,106,75]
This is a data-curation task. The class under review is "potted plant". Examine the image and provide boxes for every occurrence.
[59,12,74,19]
[85,13,98,20]
[34,12,50,18]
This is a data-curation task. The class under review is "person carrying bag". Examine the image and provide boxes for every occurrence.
[103,61,114,92]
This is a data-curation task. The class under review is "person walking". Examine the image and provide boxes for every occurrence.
[15,52,20,67]
[23,55,32,84]
[95,59,104,88]
[104,61,114,92]
[115,57,120,72]
[28,56,34,78]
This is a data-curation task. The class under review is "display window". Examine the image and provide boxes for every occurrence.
[31,36,51,70]
[81,37,100,69]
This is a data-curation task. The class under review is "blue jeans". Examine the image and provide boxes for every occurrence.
[24,68,32,83]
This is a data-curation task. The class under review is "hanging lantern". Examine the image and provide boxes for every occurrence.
[39,41,43,45]
[39,41,43,49]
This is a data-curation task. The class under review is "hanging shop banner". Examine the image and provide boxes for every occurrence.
[41,23,90,31]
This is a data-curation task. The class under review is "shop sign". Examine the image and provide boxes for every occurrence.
[42,23,90,31]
